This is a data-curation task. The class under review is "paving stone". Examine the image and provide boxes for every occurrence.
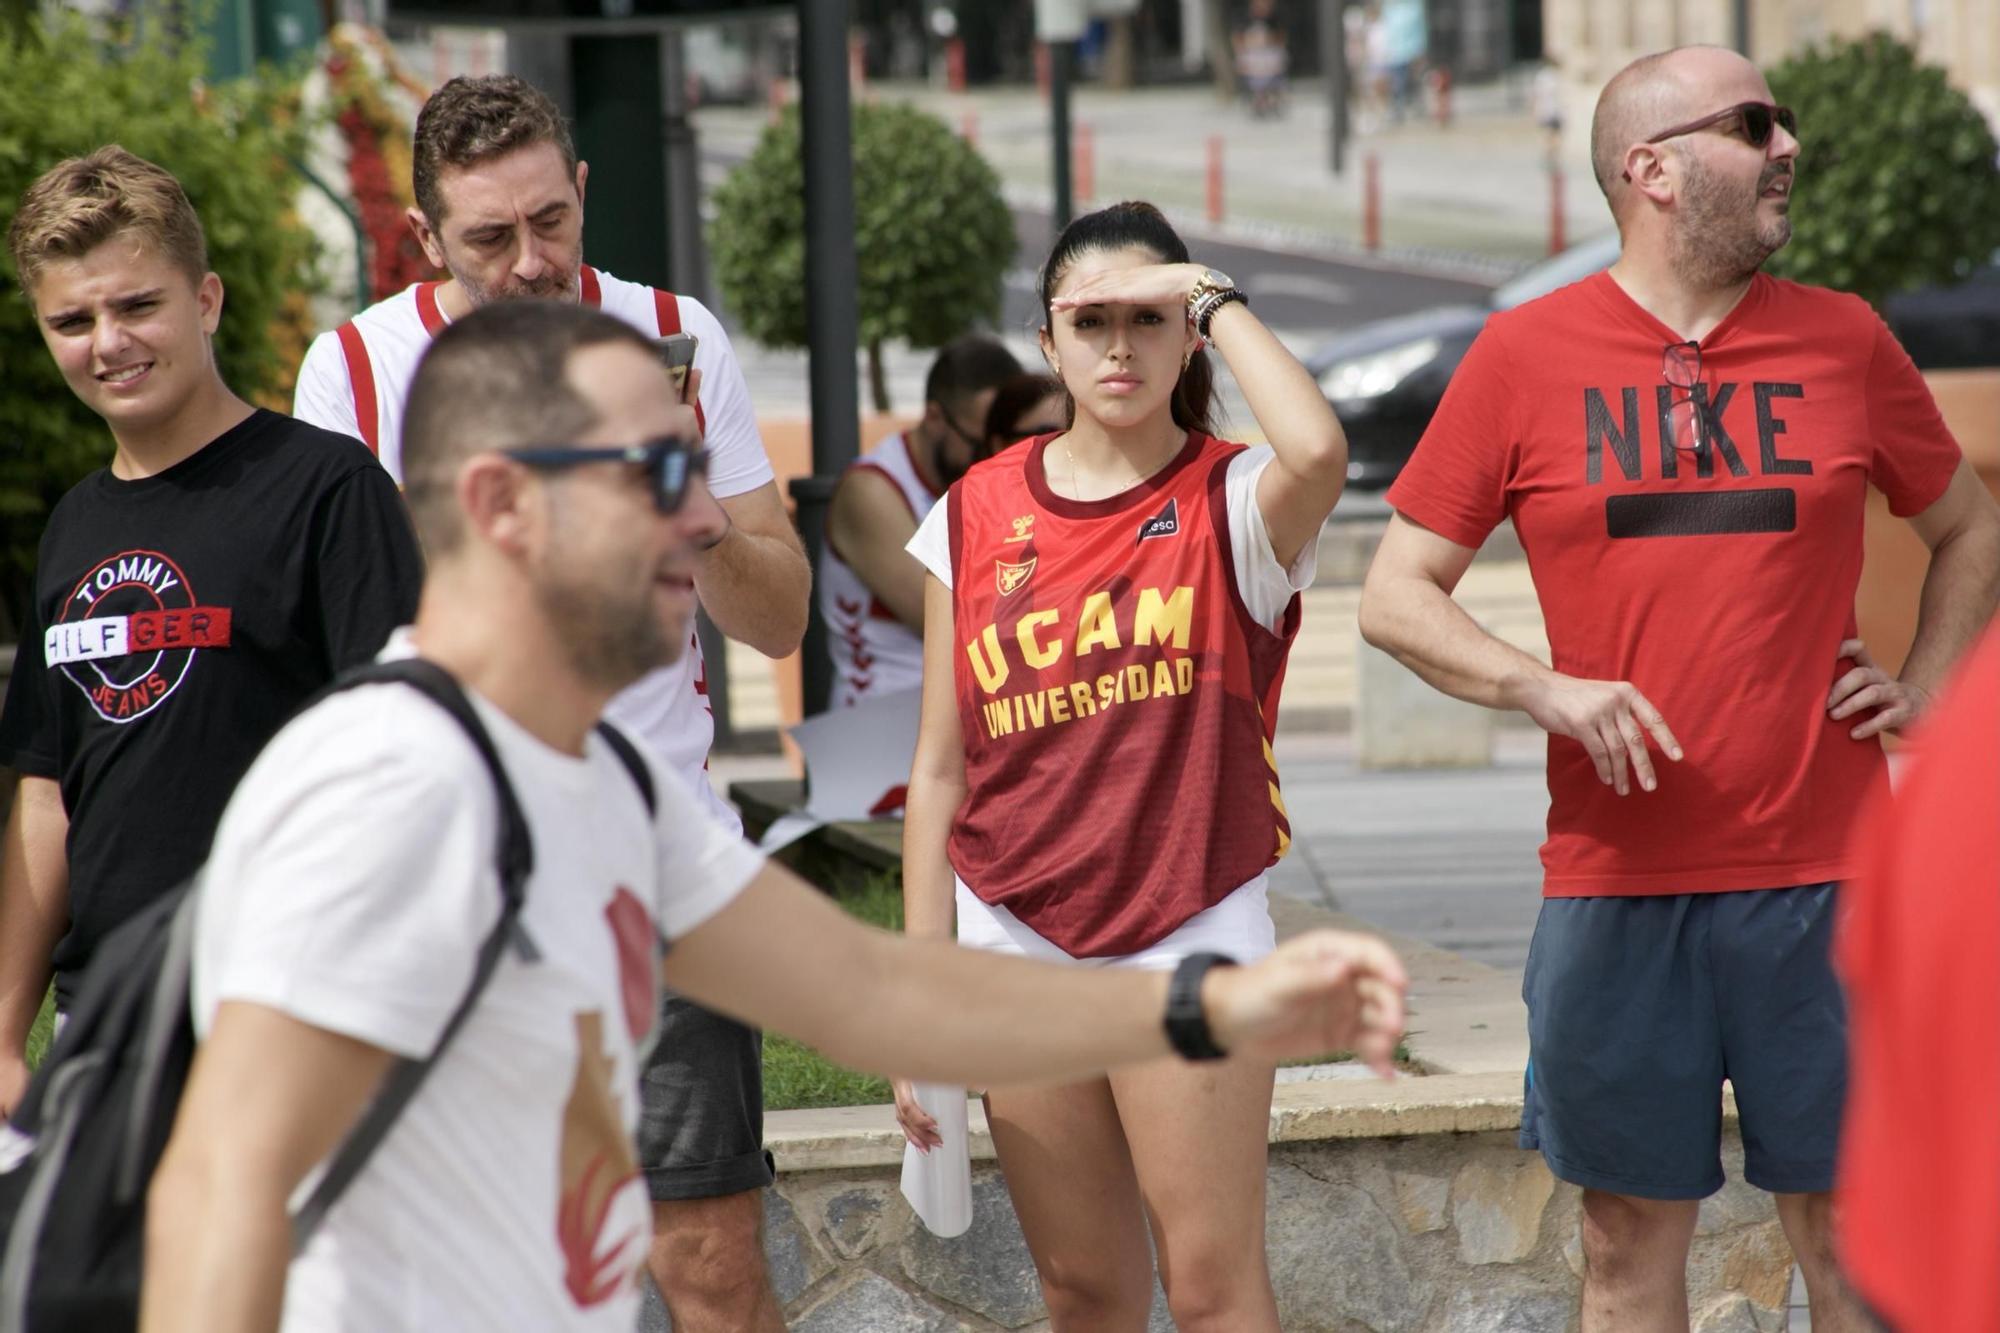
[898,1172,1045,1328]
[1452,1154,1556,1265]
[1391,1170,1451,1234]
[793,1272,963,1333]
[1267,1162,1423,1333]
[823,1185,892,1260]
[1693,1292,1766,1333]
[1439,1274,1574,1332]
[765,1189,834,1307]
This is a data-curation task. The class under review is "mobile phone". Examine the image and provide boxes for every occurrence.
[657,332,699,402]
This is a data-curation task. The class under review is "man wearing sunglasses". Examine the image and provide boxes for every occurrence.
[1360,43,2000,1332]
[821,334,1021,709]
[289,75,809,1332]
[144,299,1411,1333]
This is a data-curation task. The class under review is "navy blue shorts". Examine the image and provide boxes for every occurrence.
[1519,883,1847,1200]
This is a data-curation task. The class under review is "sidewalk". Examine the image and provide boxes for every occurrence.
[696,76,1613,277]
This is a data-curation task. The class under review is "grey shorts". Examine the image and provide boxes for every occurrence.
[636,989,775,1202]
[1519,882,1847,1200]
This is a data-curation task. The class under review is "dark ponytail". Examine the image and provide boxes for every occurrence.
[1038,201,1217,437]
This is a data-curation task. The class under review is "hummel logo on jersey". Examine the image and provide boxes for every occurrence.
[1137,497,1180,544]
[1004,515,1036,543]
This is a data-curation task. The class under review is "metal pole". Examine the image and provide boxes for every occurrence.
[794,0,862,719]
[1733,0,1750,57]
[1321,0,1350,174]
[1050,39,1075,227]
[661,27,710,305]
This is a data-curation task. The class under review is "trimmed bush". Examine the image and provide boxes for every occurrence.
[709,102,1015,412]
[1767,33,2000,308]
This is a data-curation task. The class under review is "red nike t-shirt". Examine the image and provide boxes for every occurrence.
[1836,623,2000,1331]
[1386,272,1960,895]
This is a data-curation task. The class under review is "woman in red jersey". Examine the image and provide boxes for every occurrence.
[896,201,1353,1330]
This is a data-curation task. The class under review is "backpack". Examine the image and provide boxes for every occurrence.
[0,656,657,1333]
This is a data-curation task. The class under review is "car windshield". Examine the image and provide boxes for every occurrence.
[1491,233,1622,310]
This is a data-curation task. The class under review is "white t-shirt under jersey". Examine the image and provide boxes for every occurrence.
[293,269,774,830]
[907,445,1317,965]
[193,632,764,1333]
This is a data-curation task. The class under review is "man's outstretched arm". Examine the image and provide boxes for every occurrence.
[664,865,1409,1086]
[143,1003,393,1333]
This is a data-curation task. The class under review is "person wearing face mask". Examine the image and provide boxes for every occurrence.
[1359,45,2000,1332]
[821,334,1020,709]
[895,200,1352,1331]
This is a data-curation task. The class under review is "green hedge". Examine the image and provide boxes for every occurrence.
[1768,33,2000,308]
[709,101,1014,413]
[0,12,317,632]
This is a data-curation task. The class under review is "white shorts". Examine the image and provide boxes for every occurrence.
[953,876,1277,971]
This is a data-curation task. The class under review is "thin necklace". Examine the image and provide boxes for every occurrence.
[1063,434,1166,502]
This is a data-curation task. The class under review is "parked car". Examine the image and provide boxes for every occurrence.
[1311,235,2000,490]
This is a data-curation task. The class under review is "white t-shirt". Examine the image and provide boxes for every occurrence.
[192,633,764,1333]
[293,268,774,830]
[906,445,1317,958]
[820,430,937,708]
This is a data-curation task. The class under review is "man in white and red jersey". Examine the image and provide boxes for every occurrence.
[289,75,808,1333]
[1359,47,2000,1332]
[821,334,1019,709]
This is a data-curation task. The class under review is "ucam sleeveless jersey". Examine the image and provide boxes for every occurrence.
[820,433,939,707]
[292,266,775,829]
[945,432,1297,957]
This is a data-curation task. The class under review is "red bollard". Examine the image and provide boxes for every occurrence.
[849,33,867,96]
[1548,165,1567,256]
[767,77,787,125]
[1363,153,1382,251]
[1206,135,1224,225]
[1431,67,1453,127]
[946,37,967,93]
[961,112,979,149]
[1035,43,1051,100]
[1075,123,1096,208]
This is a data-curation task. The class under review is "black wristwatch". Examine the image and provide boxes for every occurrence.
[1164,951,1238,1061]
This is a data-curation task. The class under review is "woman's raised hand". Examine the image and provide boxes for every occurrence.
[1047,262,1206,313]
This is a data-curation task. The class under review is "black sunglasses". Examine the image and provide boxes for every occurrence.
[1648,100,1796,149]
[1663,340,1709,460]
[502,437,708,514]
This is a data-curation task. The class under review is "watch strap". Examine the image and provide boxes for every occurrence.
[1164,951,1238,1061]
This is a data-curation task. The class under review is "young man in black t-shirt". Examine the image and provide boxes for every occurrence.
[0,147,424,1116]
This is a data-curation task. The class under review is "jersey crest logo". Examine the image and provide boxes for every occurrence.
[995,557,1037,597]
[1004,514,1035,543]
[1137,497,1180,544]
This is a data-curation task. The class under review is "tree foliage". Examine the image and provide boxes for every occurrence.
[0,11,317,632]
[708,101,1014,411]
[1767,33,2000,308]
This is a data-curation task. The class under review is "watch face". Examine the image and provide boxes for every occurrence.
[1204,268,1235,289]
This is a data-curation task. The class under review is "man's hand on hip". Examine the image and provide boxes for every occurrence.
[1829,638,1931,740]
[1517,673,1683,796]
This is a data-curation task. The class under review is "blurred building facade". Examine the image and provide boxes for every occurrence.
[1544,0,2000,141]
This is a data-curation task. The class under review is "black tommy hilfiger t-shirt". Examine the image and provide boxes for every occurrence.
[0,409,424,1005]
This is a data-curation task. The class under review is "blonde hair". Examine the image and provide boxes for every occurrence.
[9,145,208,297]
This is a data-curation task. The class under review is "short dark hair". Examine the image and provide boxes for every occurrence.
[981,372,1064,459]
[923,334,1022,413]
[401,299,654,553]
[412,75,579,225]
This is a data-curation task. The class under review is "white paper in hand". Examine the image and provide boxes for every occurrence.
[899,1083,972,1237]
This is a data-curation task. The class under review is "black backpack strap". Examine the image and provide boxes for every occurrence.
[593,721,656,814]
[287,657,537,1253]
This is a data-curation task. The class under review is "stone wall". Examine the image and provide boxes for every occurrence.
[737,1128,1790,1332]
